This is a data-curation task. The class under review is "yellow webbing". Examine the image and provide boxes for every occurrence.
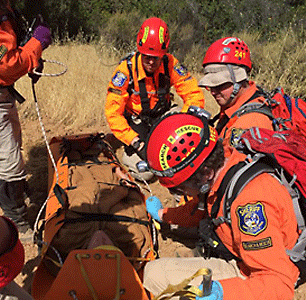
[153,268,211,300]
[75,253,99,300]
[95,245,122,300]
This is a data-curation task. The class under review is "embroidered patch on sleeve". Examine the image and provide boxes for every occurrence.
[230,128,245,147]
[242,237,272,251]
[108,87,122,95]
[174,63,188,76]
[111,71,127,87]
[236,202,267,236]
[0,45,8,61]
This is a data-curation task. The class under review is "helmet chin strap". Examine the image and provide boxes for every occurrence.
[199,183,210,194]
[226,64,240,100]
[196,183,211,211]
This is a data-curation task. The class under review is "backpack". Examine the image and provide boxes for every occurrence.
[233,86,306,138]
[209,127,306,285]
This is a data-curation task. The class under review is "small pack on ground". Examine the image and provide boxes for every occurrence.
[204,127,306,286]
[233,86,306,138]
[31,132,157,300]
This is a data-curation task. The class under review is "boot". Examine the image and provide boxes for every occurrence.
[0,179,32,235]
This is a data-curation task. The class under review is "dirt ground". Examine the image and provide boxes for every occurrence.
[3,118,306,300]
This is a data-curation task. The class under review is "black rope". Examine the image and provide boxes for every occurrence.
[57,212,149,226]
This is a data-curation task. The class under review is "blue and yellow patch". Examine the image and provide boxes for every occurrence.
[236,202,267,236]
[229,128,245,147]
[112,71,127,87]
[0,45,8,62]
[174,63,188,76]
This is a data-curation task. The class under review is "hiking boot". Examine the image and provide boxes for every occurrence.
[18,225,34,243]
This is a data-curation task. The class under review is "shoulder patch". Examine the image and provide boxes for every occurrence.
[112,71,127,87]
[236,202,267,236]
[242,237,272,251]
[0,45,8,61]
[174,63,188,76]
[230,128,245,147]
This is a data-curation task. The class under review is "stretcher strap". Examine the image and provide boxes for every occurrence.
[105,252,121,300]
[75,253,99,300]
[75,246,123,300]
[153,268,211,300]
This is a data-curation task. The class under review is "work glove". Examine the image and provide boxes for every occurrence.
[196,281,223,300]
[146,196,163,222]
[33,23,52,50]
[28,58,44,84]
[131,138,146,160]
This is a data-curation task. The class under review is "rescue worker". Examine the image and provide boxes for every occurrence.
[105,17,205,181]
[198,37,273,158]
[169,37,275,211]
[143,109,299,300]
[0,0,52,241]
[0,216,34,299]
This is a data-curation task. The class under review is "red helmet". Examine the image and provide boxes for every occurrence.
[137,17,170,57]
[146,111,218,188]
[202,37,252,71]
[0,217,25,289]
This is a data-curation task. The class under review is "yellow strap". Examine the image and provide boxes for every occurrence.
[44,255,63,268]
[76,253,100,300]
[94,245,122,300]
[153,268,211,300]
[94,245,123,252]
[152,219,161,230]
[105,252,121,300]
[95,244,158,262]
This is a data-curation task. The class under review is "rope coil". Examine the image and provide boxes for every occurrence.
[33,59,68,77]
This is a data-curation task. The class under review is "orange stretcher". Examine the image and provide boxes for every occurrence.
[31,132,157,300]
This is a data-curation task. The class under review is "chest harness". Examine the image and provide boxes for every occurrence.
[124,52,172,126]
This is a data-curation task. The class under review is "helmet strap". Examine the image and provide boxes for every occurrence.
[226,64,241,100]
[199,183,210,194]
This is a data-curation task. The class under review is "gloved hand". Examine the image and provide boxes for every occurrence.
[131,138,146,160]
[196,281,223,300]
[33,24,52,50]
[146,196,163,222]
[28,58,44,84]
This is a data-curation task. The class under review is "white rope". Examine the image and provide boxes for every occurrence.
[32,95,59,235]
[32,59,68,77]
[32,60,67,235]
[33,87,59,183]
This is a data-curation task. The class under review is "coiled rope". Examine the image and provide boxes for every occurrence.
[33,59,68,77]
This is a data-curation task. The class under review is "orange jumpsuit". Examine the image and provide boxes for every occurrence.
[162,150,299,300]
[216,81,273,157]
[105,52,205,146]
[0,12,42,85]
[174,81,275,208]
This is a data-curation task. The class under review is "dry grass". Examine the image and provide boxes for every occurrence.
[16,42,115,134]
[238,29,306,97]
[15,41,218,153]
